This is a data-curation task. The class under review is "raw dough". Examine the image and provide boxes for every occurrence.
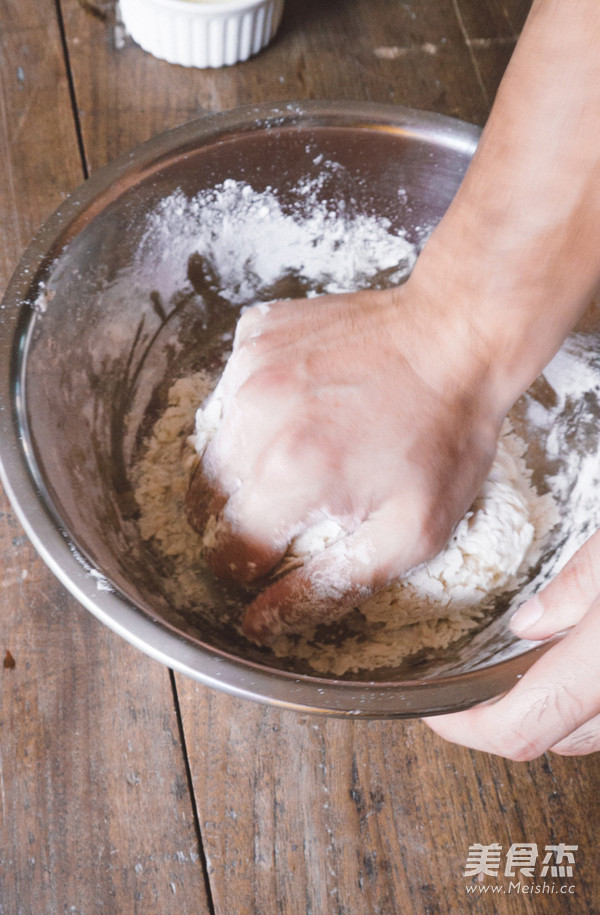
[191,384,558,628]
[134,373,558,675]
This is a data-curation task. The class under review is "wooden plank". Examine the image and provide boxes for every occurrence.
[56,0,600,912]
[0,1,211,911]
[176,685,599,913]
[453,0,531,111]
[0,0,82,276]
[0,569,209,912]
[168,0,600,911]
[61,0,494,167]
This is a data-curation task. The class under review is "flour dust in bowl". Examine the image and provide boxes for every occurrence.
[2,101,599,716]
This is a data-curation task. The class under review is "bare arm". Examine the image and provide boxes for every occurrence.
[421,0,600,758]
[190,0,600,650]
[415,0,600,404]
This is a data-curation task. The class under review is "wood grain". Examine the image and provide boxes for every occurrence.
[60,0,507,168]
[0,2,211,911]
[3,0,600,912]
[176,683,599,913]
[0,0,82,274]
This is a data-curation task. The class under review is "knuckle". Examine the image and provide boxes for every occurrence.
[480,718,546,761]
[560,557,591,603]
[553,533,600,609]
[236,304,261,333]
[234,303,273,348]
[502,735,546,762]
[552,723,600,756]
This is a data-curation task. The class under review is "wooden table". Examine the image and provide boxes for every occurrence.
[1,1,598,912]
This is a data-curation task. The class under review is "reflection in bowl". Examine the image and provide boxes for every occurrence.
[1,101,599,716]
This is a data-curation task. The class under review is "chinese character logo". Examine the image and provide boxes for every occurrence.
[463,844,503,878]
[540,845,578,878]
[464,843,579,880]
[504,843,538,878]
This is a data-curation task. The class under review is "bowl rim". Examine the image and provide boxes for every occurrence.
[121,0,280,13]
[0,99,553,717]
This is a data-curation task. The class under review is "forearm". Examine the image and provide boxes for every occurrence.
[412,0,600,409]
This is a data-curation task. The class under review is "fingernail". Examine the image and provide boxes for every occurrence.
[510,596,544,635]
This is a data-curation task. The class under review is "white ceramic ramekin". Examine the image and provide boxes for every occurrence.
[120,0,284,68]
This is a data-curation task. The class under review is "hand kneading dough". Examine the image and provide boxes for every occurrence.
[133,371,558,674]
[190,383,558,630]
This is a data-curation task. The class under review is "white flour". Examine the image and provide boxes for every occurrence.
[518,334,600,586]
[137,176,417,307]
[131,176,600,676]
[192,379,558,670]
[134,370,560,674]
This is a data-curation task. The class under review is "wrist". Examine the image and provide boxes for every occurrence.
[409,208,595,413]
[386,276,510,429]
[406,0,600,409]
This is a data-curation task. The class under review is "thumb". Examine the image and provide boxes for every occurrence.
[241,503,430,646]
[510,528,600,640]
[241,531,376,646]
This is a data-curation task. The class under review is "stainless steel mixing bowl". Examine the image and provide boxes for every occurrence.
[1,100,593,717]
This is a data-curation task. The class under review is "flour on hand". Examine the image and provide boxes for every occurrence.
[190,375,558,669]
[130,175,568,675]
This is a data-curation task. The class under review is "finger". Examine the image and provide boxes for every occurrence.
[241,503,431,646]
[199,481,307,587]
[207,303,278,409]
[510,528,600,639]
[201,398,353,578]
[234,300,275,346]
[185,460,225,534]
[550,712,600,756]
[200,360,307,497]
[423,594,600,760]
[203,513,286,585]
[185,461,285,583]
[241,532,376,645]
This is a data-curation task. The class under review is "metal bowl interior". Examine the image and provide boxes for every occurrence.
[1,100,598,717]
